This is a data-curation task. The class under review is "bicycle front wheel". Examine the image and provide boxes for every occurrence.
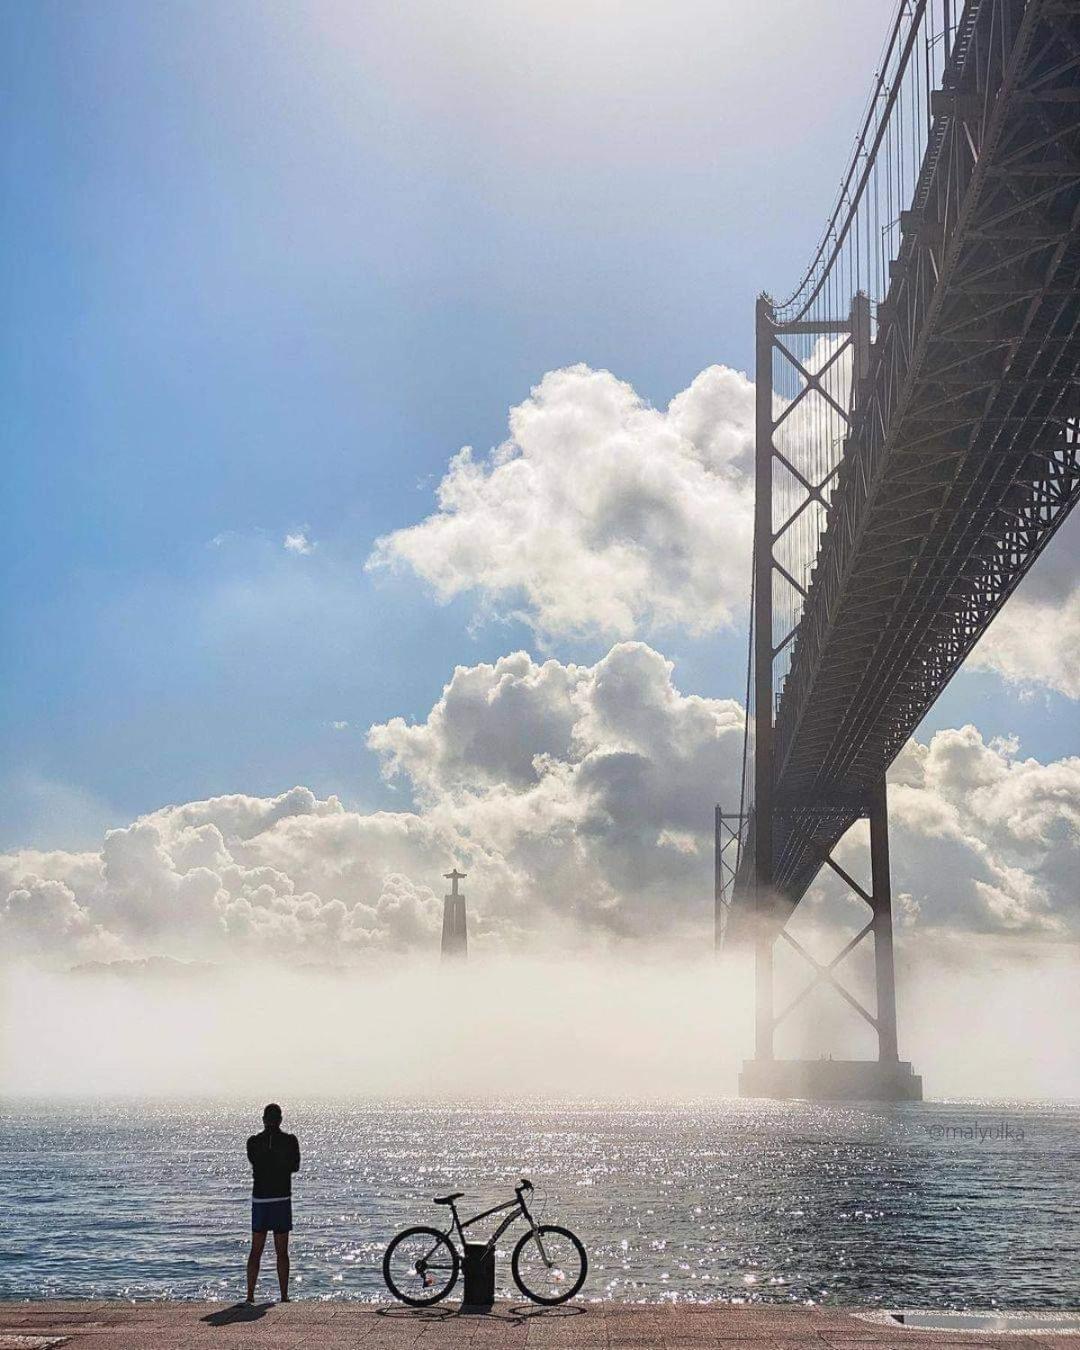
[511,1224,587,1304]
[383,1226,459,1306]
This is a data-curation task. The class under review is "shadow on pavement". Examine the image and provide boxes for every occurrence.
[376,1302,586,1324]
[201,1302,274,1325]
[376,1306,458,1322]
[507,1304,586,1323]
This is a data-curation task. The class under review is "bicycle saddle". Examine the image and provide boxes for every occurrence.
[433,1192,464,1205]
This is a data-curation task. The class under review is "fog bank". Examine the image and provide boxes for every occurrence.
[3,947,1077,1100]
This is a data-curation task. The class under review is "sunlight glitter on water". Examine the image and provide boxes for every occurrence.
[2,1098,1078,1306]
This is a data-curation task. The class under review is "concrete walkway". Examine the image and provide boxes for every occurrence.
[2,1302,1078,1350]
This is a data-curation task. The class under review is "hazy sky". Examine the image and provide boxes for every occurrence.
[1,1,1077,996]
[3,0,1030,832]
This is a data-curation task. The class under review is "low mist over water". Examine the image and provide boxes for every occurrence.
[2,951,1078,1099]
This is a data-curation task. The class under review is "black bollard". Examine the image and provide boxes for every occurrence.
[460,1242,495,1311]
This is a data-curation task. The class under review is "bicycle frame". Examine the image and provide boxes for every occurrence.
[440,1188,546,1261]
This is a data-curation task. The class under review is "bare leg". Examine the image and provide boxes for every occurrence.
[274,1230,290,1302]
[246,1231,266,1302]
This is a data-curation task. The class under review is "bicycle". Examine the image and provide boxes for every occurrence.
[382,1178,587,1307]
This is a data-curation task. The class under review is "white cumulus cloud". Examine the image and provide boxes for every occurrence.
[283,530,315,555]
[806,725,1080,942]
[0,645,744,964]
[2,649,1077,969]
[367,363,755,641]
[966,515,1080,699]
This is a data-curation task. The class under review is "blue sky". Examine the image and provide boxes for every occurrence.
[2,0,1075,850]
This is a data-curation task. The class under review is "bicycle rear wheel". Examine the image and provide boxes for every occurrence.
[511,1224,587,1304]
[383,1226,459,1306]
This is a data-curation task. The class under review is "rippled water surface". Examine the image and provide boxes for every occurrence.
[2,1099,1078,1306]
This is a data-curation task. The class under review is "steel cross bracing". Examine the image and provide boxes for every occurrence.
[714,807,745,952]
[728,0,1080,946]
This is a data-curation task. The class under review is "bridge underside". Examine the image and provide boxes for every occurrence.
[731,0,1080,941]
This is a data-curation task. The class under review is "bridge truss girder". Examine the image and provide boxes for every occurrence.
[722,0,1080,1074]
[734,0,1080,946]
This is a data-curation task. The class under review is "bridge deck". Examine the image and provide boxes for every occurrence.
[733,0,1080,928]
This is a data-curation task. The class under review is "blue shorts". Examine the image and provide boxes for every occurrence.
[251,1198,292,1233]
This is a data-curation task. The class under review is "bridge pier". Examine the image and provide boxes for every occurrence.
[735,292,920,1102]
[739,1056,922,1102]
[739,781,921,1102]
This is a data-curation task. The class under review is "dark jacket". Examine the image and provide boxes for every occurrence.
[247,1128,301,1199]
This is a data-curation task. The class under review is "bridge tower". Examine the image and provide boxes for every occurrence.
[441,868,468,961]
[739,294,921,1103]
[718,0,1080,1103]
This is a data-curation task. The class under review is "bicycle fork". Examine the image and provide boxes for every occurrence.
[519,1198,554,1269]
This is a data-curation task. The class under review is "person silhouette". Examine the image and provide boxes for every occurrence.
[245,1103,300,1303]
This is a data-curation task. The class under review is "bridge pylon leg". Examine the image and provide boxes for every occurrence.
[752,295,777,1062]
[755,929,774,1061]
[869,778,899,1063]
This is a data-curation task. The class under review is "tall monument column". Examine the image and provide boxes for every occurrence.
[440,868,468,961]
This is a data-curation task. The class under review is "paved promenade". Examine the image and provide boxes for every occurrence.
[2,1302,1078,1350]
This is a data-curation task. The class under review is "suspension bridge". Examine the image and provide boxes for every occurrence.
[716,0,1080,1100]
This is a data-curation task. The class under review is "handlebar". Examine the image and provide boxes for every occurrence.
[516,1177,533,1193]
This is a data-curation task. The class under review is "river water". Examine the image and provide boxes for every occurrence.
[2,1098,1077,1306]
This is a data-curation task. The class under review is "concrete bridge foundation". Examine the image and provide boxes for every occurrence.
[739,1057,922,1102]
